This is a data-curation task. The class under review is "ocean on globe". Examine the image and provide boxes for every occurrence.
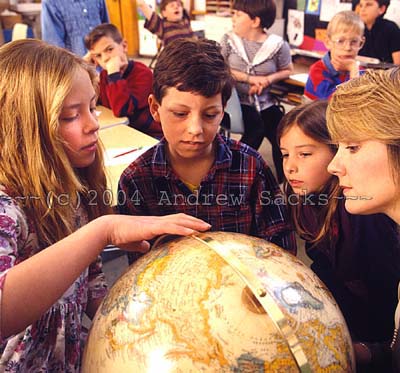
[82,232,355,372]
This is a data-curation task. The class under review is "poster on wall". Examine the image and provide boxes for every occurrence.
[297,0,306,10]
[385,0,400,27]
[305,0,321,15]
[320,0,352,22]
[287,9,305,46]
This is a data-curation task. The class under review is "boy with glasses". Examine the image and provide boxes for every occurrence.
[304,11,365,100]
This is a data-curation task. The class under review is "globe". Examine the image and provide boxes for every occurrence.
[82,232,355,372]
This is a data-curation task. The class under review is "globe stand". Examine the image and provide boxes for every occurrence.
[193,235,313,373]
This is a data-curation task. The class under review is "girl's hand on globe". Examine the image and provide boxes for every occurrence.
[101,214,211,252]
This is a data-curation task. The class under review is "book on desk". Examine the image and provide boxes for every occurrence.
[270,73,307,105]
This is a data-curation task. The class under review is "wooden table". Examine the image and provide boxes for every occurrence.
[97,105,129,130]
[99,125,159,203]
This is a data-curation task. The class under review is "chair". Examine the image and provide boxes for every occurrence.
[219,87,245,138]
[148,38,162,70]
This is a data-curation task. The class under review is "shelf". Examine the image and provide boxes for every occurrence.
[206,0,232,14]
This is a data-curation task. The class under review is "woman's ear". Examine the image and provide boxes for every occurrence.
[148,94,161,122]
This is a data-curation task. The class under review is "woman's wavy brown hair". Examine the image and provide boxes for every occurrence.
[0,39,112,246]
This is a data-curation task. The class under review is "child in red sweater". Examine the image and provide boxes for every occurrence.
[84,23,162,138]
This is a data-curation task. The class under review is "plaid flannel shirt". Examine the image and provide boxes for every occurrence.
[118,134,296,255]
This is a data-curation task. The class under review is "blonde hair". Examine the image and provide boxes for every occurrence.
[327,67,400,184]
[0,39,111,246]
[327,10,364,37]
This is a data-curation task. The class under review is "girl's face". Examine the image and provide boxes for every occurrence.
[232,9,258,38]
[58,68,99,168]
[328,140,400,221]
[280,124,335,195]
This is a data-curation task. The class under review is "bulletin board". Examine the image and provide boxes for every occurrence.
[284,0,353,52]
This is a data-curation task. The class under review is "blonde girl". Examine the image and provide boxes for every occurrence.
[0,39,209,371]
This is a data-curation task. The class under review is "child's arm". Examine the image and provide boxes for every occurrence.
[228,64,294,96]
[392,51,400,65]
[101,61,152,118]
[82,51,96,65]
[330,55,360,78]
[248,64,294,96]
[136,0,154,21]
[304,61,337,100]
[1,214,210,339]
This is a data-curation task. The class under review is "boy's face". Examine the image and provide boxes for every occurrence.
[359,0,385,27]
[149,88,224,162]
[232,10,259,38]
[161,1,183,22]
[326,29,364,62]
[89,36,128,72]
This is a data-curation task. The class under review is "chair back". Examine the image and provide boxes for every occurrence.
[222,88,244,136]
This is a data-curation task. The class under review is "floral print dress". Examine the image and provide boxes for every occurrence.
[0,191,108,372]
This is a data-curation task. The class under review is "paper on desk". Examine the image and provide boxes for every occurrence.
[12,23,28,40]
[289,73,309,85]
[104,146,153,166]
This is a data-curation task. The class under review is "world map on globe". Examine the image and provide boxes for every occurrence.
[83,232,354,372]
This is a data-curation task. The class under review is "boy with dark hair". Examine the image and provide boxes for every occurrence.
[118,38,296,263]
[84,23,162,138]
[358,0,400,64]
[136,0,194,46]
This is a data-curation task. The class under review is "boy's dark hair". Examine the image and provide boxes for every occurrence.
[233,0,276,29]
[160,0,181,11]
[353,0,390,15]
[377,0,390,15]
[84,23,123,50]
[153,38,233,105]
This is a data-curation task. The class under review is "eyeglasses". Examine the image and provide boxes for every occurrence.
[330,38,365,50]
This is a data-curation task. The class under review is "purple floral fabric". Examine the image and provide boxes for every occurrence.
[0,190,107,372]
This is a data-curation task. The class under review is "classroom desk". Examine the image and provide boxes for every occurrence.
[97,105,129,130]
[285,73,308,88]
[100,125,159,203]
[10,3,41,39]
[271,73,307,106]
